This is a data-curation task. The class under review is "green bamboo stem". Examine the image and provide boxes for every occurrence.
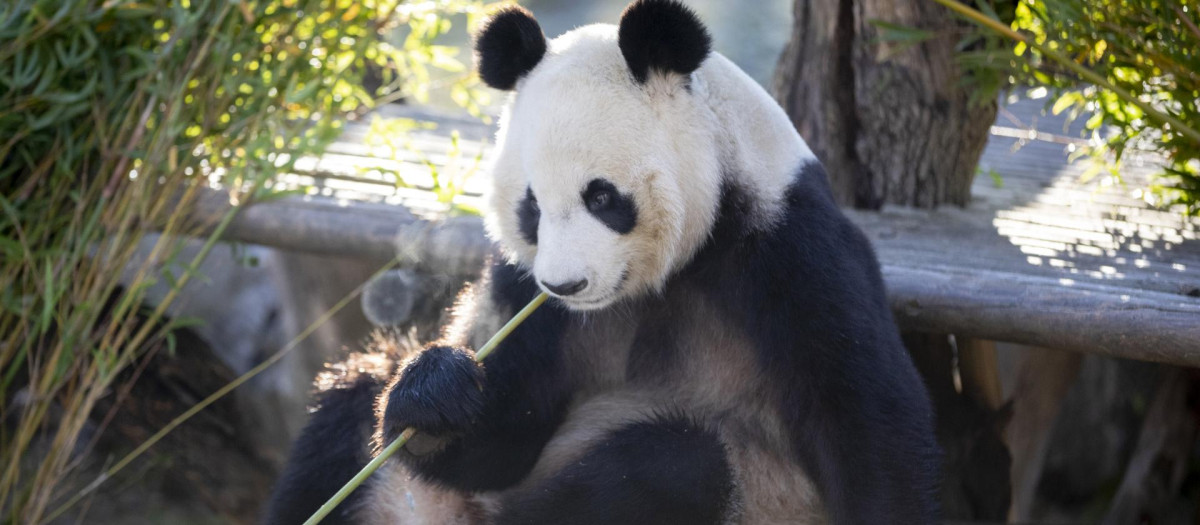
[302,291,550,525]
[929,0,1200,146]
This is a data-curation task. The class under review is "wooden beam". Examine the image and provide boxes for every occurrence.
[190,191,491,277]
[187,191,1200,366]
[886,265,1200,367]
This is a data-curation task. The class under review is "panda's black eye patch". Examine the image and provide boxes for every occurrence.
[518,187,540,244]
[582,178,637,234]
[586,187,612,212]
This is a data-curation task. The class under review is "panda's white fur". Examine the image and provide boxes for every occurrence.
[487,23,814,310]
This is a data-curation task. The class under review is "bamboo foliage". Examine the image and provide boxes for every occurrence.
[934,0,1200,213]
[0,0,492,522]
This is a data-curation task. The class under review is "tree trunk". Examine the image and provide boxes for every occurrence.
[772,0,997,209]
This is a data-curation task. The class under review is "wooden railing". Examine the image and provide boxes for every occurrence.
[190,101,1200,365]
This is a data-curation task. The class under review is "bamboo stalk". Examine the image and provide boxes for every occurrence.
[302,292,550,525]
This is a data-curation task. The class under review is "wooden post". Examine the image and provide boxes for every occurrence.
[1004,347,1084,521]
[904,333,1012,519]
[1103,367,1198,524]
[957,338,1005,410]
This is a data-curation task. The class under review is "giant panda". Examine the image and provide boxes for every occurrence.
[264,1,940,523]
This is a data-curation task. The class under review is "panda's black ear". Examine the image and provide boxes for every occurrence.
[618,0,712,84]
[474,6,547,90]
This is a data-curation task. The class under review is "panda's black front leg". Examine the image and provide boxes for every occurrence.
[494,414,736,525]
[379,338,570,492]
[380,261,574,492]
[380,345,487,454]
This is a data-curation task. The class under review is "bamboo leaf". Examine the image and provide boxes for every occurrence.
[40,261,53,334]
[869,19,937,44]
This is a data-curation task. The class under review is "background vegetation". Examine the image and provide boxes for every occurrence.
[952,0,1200,212]
[0,0,490,522]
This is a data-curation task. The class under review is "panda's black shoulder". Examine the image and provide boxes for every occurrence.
[692,160,885,302]
[690,159,904,368]
[694,162,940,519]
[780,161,889,302]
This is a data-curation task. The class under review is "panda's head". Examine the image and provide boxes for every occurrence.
[478,0,734,311]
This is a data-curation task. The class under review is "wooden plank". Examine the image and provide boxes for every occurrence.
[190,191,491,277]
[885,264,1200,366]
[847,198,1200,299]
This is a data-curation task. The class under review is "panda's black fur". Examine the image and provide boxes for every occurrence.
[264,375,381,524]
[695,166,942,522]
[473,6,547,91]
[495,411,736,525]
[380,262,574,492]
[617,0,712,84]
[265,1,940,523]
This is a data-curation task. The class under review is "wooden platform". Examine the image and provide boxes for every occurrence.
[855,98,1200,364]
[196,99,1200,366]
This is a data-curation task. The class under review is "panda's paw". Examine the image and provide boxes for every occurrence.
[381,345,487,446]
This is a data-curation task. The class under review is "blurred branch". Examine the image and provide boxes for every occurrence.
[40,254,402,525]
[1174,6,1200,42]
[1103,368,1198,524]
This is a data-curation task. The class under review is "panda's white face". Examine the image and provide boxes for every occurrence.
[487,25,723,311]
[479,1,812,311]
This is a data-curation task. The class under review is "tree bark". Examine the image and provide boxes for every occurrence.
[772,0,997,209]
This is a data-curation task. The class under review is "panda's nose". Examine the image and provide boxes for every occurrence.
[541,279,588,297]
